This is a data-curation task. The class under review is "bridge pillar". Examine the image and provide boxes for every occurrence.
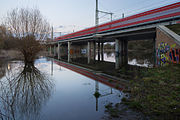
[49,45,52,56]
[123,40,128,65]
[87,42,91,64]
[58,43,61,60]
[101,42,104,61]
[115,39,122,69]
[54,44,56,57]
[93,41,96,61]
[98,41,100,61]
[68,41,71,62]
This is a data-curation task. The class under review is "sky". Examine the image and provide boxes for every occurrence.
[0,0,179,37]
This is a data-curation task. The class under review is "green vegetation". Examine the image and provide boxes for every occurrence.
[105,103,120,118]
[128,40,154,50]
[124,64,180,119]
[167,24,180,35]
[93,91,101,98]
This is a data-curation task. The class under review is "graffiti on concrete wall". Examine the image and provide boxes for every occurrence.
[169,48,180,64]
[157,42,180,66]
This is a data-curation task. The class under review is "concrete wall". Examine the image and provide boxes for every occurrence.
[69,44,88,59]
[156,27,180,66]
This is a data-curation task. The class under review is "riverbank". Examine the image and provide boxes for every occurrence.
[0,50,48,61]
[53,57,180,119]
[123,64,180,120]
[0,50,22,60]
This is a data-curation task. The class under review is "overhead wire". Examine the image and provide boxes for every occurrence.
[112,0,178,19]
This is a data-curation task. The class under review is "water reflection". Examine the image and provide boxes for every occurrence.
[0,62,53,120]
[0,58,124,120]
[97,51,154,67]
[93,81,114,111]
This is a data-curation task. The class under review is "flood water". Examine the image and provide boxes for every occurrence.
[0,58,124,120]
[96,51,154,67]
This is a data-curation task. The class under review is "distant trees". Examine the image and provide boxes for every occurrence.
[0,25,6,50]
[0,25,15,50]
[4,8,50,64]
[104,43,115,50]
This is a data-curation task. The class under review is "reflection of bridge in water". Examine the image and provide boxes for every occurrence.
[51,58,124,111]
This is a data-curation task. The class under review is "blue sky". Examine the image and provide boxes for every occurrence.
[0,0,179,36]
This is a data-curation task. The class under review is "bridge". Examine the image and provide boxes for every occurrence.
[48,2,180,69]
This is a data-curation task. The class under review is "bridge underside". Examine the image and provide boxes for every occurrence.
[49,27,158,69]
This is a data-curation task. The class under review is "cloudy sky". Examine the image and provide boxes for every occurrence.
[0,0,179,37]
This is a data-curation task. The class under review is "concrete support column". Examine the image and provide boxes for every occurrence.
[123,40,128,65]
[101,42,104,61]
[98,42,100,61]
[49,45,52,56]
[58,43,61,60]
[68,41,71,62]
[93,41,96,61]
[115,39,123,69]
[54,44,56,57]
[115,39,120,69]
[87,42,91,64]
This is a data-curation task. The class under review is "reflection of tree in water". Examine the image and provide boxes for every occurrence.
[128,40,154,65]
[105,51,115,58]
[128,50,154,65]
[0,63,53,120]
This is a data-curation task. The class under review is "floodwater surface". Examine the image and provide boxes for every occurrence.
[0,58,124,120]
[96,51,154,67]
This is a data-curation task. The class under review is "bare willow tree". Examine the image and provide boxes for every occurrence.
[5,8,50,64]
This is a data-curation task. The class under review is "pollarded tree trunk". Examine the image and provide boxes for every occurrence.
[17,35,43,63]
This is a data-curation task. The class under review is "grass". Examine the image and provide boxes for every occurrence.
[105,103,120,118]
[124,64,180,119]
[166,24,180,35]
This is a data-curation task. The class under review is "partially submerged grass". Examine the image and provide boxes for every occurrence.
[125,64,180,119]
[105,103,120,118]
